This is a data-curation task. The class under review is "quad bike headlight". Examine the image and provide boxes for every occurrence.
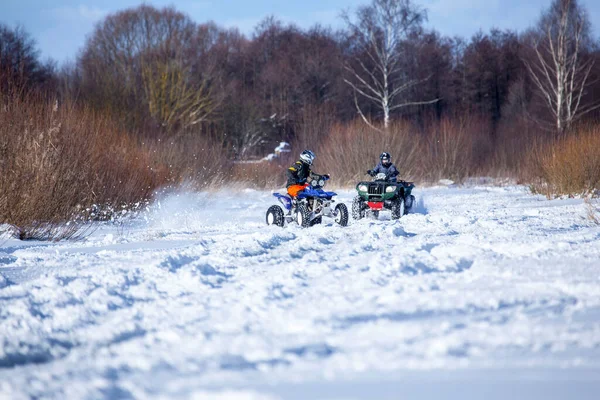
[311,180,318,187]
[386,186,395,193]
[318,179,325,187]
[358,185,368,192]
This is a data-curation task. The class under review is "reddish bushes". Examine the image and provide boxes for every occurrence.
[532,125,600,197]
[0,89,260,240]
[1,86,598,241]
[420,116,492,182]
[316,120,420,186]
[314,116,496,186]
[0,93,166,239]
[229,162,288,189]
[146,133,231,189]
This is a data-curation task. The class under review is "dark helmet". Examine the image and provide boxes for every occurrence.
[300,149,316,165]
[380,152,391,166]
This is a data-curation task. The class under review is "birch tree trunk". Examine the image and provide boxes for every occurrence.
[525,0,598,134]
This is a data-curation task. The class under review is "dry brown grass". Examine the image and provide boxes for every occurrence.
[0,92,167,240]
[532,125,600,198]
[316,120,421,186]
[0,84,287,240]
[493,117,543,181]
[146,133,231,189]
[229,162,288,189]
[420,116,492,182]
[585,198,600,225]
[313,116,492,186]
[228,115,506,189]
[5,83,598,241]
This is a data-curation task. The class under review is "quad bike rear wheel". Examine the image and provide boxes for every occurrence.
[266,205,285,227]
[296,203,311,228]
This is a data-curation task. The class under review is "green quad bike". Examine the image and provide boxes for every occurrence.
[352,173,416,220]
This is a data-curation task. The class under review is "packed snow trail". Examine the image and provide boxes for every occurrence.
[1,186,600,399]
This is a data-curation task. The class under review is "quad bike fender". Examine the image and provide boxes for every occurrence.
[273,193,293,210]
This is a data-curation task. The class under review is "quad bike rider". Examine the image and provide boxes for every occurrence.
[286,150,323,197]
[265,150,349,227]
[367,152,399,183]
[353,152,415,220]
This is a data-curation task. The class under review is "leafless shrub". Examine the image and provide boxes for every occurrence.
[11,222,87,242]
[229,162,287,189]
[314,115,491,187]
[420,115,492,182]
[493,116,546,182]
[146,132,230,190]
[0,91,166,240]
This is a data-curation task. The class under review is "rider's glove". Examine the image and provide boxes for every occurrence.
[367,170,374,176]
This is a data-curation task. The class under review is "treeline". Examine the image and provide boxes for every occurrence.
[1,0,599,238]
[7,1,600,153]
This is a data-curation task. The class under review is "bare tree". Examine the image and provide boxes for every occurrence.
[525,0,598,134]
[141,57,217,130]
[342,0,437,129]
[0,24,54,94]
[79,5,220,132]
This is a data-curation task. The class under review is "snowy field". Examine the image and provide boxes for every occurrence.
[1,185,600,400]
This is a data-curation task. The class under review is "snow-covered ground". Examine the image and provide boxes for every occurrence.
[1,186,600,400]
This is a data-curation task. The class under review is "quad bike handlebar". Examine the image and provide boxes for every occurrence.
[366,172,395,182]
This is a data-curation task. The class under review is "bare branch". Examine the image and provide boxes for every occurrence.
[389,98,439,110]
[353,92,385,133]
[343,0,433,128]
[343,77,381,103]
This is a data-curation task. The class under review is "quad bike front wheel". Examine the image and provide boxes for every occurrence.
[266,205,285,227]
[391,197,405,220]
[335,203,349,227]
[352,196,365,220]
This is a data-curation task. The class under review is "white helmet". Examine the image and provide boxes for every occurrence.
[299,149,315,165]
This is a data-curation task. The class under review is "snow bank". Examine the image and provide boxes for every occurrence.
[1,186,600,399]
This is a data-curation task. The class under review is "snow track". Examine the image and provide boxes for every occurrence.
[1,186,600,399]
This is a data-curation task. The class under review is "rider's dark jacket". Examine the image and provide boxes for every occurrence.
[369,162,400,182]
[287,160,316,187]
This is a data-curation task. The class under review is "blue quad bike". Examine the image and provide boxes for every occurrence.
[266,175,349,228]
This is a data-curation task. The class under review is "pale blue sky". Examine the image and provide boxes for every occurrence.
[1,0,599,63]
